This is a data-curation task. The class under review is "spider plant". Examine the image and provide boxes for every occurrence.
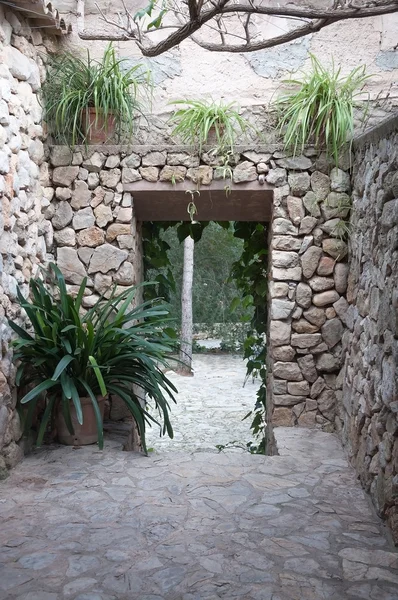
[276,55,371,165]
[8,264,177,452]
[42,43,152,145]
[169,98,250,153]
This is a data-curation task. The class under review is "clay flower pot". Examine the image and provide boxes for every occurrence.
[56,397,106,446]
[81,107,117,144]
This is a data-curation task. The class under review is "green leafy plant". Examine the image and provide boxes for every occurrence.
[42,43,151,145]
[8,264,177,452]
[169,98,250,153]
[276,55,370,165]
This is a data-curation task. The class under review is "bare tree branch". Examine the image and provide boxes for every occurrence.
[76,0,398,56]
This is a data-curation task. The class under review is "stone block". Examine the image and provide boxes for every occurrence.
[270,282,289,298]
[73,207,95,231]
[300,246,322,279]
[292,319,320,334]
[321,318,344,349]
[296,283,312,309]
[334,263,349,294]
[94,204,113,228]
[71,180,91,209]
[82,152,105,172]
[116,208,132,223]
[122,168,141,184]
[299,216,317,235]
[50,146,73,167]
[297,355,318,383]
[317,256,335,276]
[106,223,131,242]
[303,191,321,217]
[142,151,166,167]
[167,153,199,168]
[105,155,120,169]
[272,251,299,268]
[54,228,76,247]
[273,346,296,361]
[288,380,310,396]
[57,247,87,284]
[52,201,73,230]
[274,361,303,381]
[270,320,291,347]
[233,161,257,183]
[330,167,350,192]
[187,166,212,185]
[276,156,312,170]
[272,218,298,236]
[160,165,186,182]
[100,168,121,188]
[76,227,105,248]
[272,266,302,281]
[291,333,322,348]
[287,196,305,225]
[266,167,287,186]
[272,236,301,251]
[313,290,340,307]
[288,172,310,196]
[271,299,295,320]
[315,353,341,373]
[114,262,135,285]
[88,244,128,274]
[309,276,335,292]
[140,166,159,182]
[52,166,79,187]
[274,394,307,406]
[121,153,140,168]
[310,171,330,201]
[78,247,94,265]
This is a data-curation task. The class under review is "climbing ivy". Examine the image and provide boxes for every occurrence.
[142,219,269,453]
[230,222,268,454]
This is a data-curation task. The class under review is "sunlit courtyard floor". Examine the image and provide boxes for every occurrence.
[1,355,398,600]
[146,354,259,452]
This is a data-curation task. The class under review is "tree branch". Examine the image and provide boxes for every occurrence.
[76,0,398,55]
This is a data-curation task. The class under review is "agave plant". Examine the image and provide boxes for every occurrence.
[8,264,177,452]
[42,43,151,145]
[169,98,251,153]
[276,54,371,165]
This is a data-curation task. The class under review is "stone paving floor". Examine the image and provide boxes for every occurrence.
[146,354,259,452]
[1,356,398,600]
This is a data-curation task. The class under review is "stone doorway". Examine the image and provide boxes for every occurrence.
[126,178,272,452]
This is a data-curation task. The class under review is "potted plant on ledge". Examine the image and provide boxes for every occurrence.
[8,264,177,452]
[169,98,251,154]
[42,43,151,145]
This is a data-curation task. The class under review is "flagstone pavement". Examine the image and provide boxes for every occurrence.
[1,356,398,600]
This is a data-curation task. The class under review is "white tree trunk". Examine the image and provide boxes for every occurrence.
[179,235,194,376]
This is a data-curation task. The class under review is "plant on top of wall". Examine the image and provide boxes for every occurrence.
[169,98,251,154]
[276,54,371,165]
[42,43,152,145]
[8,264,177,453]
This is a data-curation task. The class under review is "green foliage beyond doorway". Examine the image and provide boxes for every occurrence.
[143,220,268,453]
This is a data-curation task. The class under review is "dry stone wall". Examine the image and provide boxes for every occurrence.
[47,146,143,307]
[267,157,350,432]
[339,117,398,543]
[0,6,58,470]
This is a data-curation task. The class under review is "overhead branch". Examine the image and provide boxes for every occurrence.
[76,0,398,55]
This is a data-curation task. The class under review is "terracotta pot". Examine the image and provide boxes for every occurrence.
[56,396,105,446]
[206,124,224,147]
[81,107,116,144]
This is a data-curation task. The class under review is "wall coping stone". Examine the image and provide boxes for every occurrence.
[353,113,398,150]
